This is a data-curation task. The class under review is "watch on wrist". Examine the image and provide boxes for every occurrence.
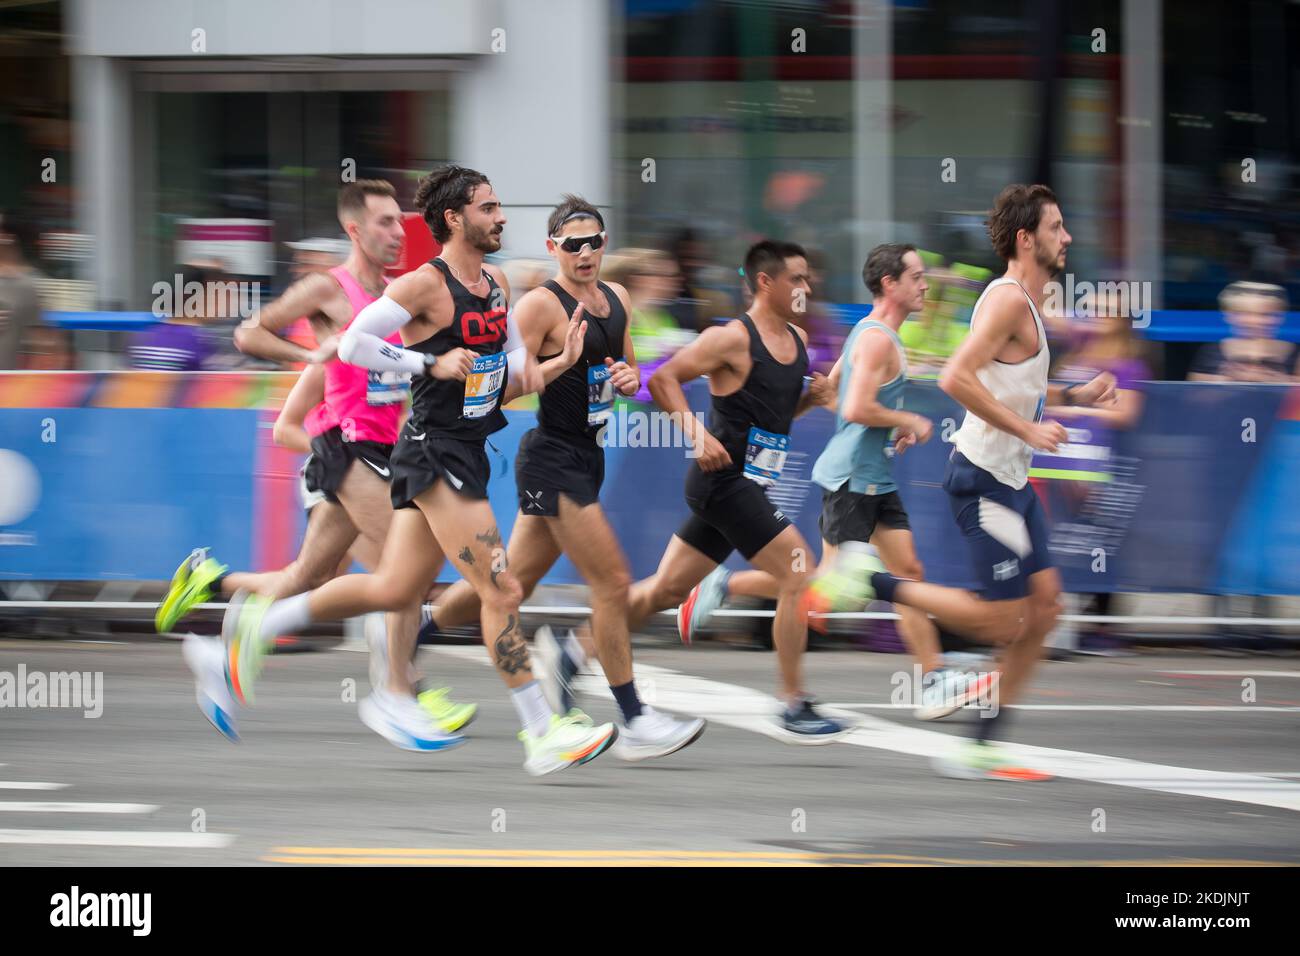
[422,353,438,376]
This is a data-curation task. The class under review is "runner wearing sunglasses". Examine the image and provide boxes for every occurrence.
[219,167,621,774]
[425,195,706,761]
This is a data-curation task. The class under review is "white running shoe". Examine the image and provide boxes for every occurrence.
[519,710,618,777]
[915,669,1001,721]
[364,612,388,692]
[677,564,731,645]
[359,688,466,753]
[182,634,239,743]
[612,706,707,762]
[534,625,583,714]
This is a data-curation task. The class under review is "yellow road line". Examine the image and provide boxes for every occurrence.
[263,848,1291,867]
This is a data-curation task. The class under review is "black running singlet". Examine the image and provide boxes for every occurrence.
[708,313,808,475]
[407,258,509,441]
[536,280,629,443]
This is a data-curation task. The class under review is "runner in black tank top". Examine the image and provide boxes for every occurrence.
[620,239,851,742]
[421,201,707,760]
[513,278,628,516]
[227,169,624,775]
[694,312,808,481]
[389,256,509,508]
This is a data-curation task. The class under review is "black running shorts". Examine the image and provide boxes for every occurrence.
[675,464,792,563]
[818,483,911,546]
[514,428,605,517]
[389,422,492,508]
[302,426,394,504]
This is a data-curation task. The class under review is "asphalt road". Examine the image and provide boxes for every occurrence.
[1,635,1298,866]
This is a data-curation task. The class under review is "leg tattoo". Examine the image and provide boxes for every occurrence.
[493,614,530,675]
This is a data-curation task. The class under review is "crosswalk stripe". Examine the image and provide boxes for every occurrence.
[0,802,158,813]
[0,829,233,847]
[0,782,69,790]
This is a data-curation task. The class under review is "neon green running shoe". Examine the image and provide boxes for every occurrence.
[156,548,227,634]
[222,589,271,706]
[806,541,884,625]
[417,686,478,733]
[518,711,617,777]
[932,739,1053,782]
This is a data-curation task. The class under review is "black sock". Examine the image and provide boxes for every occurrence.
[610,680,643,724]
[209,574,227,596]
[975,707,1006,743]
[417,617,441,646]
[870,571,901,604]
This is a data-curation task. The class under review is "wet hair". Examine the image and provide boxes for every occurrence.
[413,165,491,242]
[337,180,397,226]
[986,184,1059,262]
[862,242,918,297]
[742,239,807,294]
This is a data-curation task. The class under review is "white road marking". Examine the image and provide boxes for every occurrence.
[824,703,1300,713]
[0,782,69,790]
[0,802,158,814]
[0,830,234,848]
[431,645,1300,814]
[1159,670,1300,678]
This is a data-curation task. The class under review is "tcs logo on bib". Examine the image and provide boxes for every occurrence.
[461,308,507,345]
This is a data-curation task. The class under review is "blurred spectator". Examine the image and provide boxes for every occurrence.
[898,253,985,378]
[283,238,349,367]
[1188,282,1295,382]
[1041,294,1152,651]
[666,227,736,332]
[796,247,842,373]
[602,248,694,401]
[21,324,73,370]
[0,209,45,369]
[502,258,553,301]
[129,265,220,371]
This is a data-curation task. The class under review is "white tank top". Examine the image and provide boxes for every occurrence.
[952,276,1050,490]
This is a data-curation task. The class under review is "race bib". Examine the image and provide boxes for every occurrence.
[462,352,506,419]
[744,426,789,486]
[587,364,614,427]
[366,369,411,406]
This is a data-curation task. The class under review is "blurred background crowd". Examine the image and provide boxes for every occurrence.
[0,0,1296,386]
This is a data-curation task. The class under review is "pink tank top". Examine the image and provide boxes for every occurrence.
[307,265,407,444]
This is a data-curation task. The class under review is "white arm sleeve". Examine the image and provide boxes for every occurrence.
[503,309,526,353]
[338,295,426,375]
[506,346,528,386]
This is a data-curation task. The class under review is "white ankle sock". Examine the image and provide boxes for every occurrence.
[260,593,312,640]
[510,681,552,738]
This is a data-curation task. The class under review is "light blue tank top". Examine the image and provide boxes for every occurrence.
[811,318,908,496]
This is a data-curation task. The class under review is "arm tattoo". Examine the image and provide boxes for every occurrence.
[475,527,503,549]
[492,614,530,675]
[458,546,475,566]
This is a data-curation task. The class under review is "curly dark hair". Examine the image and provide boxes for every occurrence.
[413,165,491,242]
[986,184,1058,262]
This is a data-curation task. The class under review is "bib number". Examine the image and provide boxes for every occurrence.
[463,352,506,419]
[587,364,614,427]
[744,426,789,487]
[366,369,411,406]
